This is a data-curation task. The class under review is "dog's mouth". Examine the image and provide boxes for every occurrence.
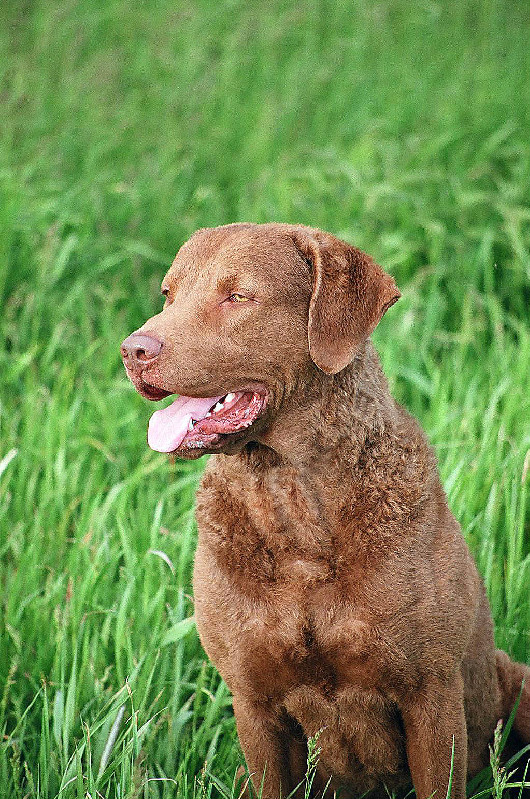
[145,388,268,454]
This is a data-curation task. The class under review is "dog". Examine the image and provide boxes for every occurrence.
[121,223,530,798]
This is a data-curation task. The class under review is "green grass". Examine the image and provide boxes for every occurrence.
[0,0,529,796]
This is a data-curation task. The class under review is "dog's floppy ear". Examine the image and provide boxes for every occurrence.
[290,227,400,375]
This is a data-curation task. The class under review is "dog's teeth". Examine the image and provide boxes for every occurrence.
[213,402,223,413]
[225,393,235,403]
[205,411,212,417]
[188,418,194,431]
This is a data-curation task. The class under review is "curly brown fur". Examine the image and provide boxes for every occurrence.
[122,223,530,799]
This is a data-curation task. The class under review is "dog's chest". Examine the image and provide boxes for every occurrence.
[194,459,409,701]
[239,598,392,699]
[197,459,342,584]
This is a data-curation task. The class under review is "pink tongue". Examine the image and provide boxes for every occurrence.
[148,395,223,453]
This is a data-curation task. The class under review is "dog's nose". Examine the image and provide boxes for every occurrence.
[121,333,163,366]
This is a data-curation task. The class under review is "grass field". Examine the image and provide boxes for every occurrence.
[0,0,529,796]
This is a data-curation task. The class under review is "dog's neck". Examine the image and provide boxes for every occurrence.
[224,342,402,551]
[247,340,398,473]
[221,341,424,561]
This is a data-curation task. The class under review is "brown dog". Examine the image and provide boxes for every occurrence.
[121,223,530,799]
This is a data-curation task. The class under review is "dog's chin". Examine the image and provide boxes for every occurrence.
[173,426,264,459]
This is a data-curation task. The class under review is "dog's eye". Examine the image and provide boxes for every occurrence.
[228,293,250,303]
[161,287,170,298]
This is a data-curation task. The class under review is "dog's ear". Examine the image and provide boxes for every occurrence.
[290,228,400,375]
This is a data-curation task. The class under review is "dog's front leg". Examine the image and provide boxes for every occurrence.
[233,696,296,799]
[401,672,467,799]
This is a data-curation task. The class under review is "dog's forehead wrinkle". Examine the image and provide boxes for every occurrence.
[169,234,310,298]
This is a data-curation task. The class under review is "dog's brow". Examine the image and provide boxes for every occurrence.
[216,273,246,295]
[163,266,184,289]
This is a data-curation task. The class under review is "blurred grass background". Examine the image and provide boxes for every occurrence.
[0,0,529,796]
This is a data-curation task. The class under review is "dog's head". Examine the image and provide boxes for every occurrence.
[121,223,399,458]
